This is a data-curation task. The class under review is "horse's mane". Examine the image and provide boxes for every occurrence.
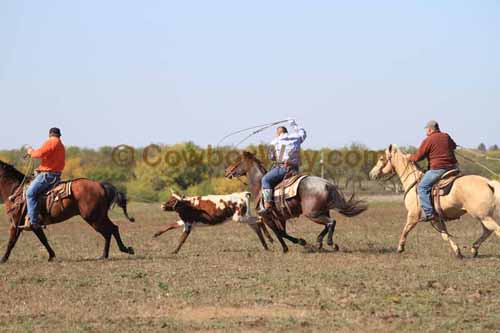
[389,144,425,174]
[0,160,26,183]
[242,151,267,174]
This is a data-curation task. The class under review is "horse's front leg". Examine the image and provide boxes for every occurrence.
[433,220,462,258]
[398,214,419,253]
[32,227,56,262]
[1,226,22,263]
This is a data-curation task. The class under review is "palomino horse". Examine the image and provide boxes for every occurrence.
[224,151,368,252]
[369,144,500,258]
[0,160,135,262]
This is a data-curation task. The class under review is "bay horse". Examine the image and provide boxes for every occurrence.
[369,144,500,258]
[224,151,368,253]
[0,160,135,262]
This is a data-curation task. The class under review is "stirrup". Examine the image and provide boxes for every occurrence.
[420,214,436,223]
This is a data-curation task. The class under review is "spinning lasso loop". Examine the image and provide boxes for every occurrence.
[217,119,289,147]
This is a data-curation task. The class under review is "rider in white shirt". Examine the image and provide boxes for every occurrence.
[258,119,307,215]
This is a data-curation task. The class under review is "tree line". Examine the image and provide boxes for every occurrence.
[0,143,498,202]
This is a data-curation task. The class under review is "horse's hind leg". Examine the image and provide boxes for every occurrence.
[472,216,500,257]
[306,214,337,250]
[471,223,493,258]
[280,222,307,247]
[32,228,56,262]
[1,226,23,263]
[107,217,134,255]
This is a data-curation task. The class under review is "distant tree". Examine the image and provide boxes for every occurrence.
[489,144,499,151]
[477,143,487,152]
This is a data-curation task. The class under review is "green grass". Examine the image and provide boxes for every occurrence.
[1,200,500,332]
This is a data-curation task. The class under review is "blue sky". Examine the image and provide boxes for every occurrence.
[1,1,499,150]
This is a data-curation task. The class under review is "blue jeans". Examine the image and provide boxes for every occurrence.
[27,172,60,225]
[418,169,448,217]
[262,166,288,190]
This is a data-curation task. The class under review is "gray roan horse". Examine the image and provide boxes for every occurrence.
[224,151,368,252]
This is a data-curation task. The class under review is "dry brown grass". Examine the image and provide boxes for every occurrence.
[1,201,500,332]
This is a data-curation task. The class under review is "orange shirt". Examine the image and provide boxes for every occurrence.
[30,137,66,173]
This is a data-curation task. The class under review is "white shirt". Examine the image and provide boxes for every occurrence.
[269,123,307,165]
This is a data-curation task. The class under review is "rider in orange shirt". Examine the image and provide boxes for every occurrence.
[21,128,66,230]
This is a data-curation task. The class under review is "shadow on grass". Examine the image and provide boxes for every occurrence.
[333,245,399,256]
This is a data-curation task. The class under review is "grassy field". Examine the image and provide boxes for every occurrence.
[1,199,500,332]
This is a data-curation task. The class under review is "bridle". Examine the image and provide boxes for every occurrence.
[225,163,248,186]
[377,150,422,199]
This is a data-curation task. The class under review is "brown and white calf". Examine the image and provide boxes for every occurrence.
[154,191,273,253]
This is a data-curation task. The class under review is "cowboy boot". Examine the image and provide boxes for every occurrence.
[18,216,40,231]
[258,189,274,216]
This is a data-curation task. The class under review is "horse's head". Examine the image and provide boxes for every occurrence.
[161,189,186,211]
[369,144,397,180]
[0,160,24,183]
[224,151,260,179]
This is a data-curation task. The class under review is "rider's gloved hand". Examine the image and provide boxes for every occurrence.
[287,117,297,127]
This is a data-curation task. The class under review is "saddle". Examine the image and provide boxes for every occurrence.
[8,180,73,226]
[256,167,308,217]
[431,169,462,221]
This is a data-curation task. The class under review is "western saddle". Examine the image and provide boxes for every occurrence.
[8,180,73,228]
[257,168,308,217]
[430,169,462,221]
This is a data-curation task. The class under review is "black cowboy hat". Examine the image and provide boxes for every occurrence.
[49,127,62,137]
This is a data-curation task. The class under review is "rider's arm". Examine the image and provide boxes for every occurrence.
[287,121,307,143]
[409,138,430,163]
[30,139,57,159]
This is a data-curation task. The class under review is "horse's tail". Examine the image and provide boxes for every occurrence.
[328,184,368,217]
[489,180,500,216]
[101,182,135,222]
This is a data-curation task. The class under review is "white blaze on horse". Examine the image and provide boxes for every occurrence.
[154,190,273,253]
[370,144,500,258]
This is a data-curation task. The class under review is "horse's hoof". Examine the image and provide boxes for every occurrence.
[97,255,108,260]
[455,251,464,259]
[397,246,405,253]
[128,247,135,255]
[331,244,340,252]
[0,258,7,264]
[471,247,478,258]
[282,247,289,253]
[48,256,56,262]
[298,239,307,246]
